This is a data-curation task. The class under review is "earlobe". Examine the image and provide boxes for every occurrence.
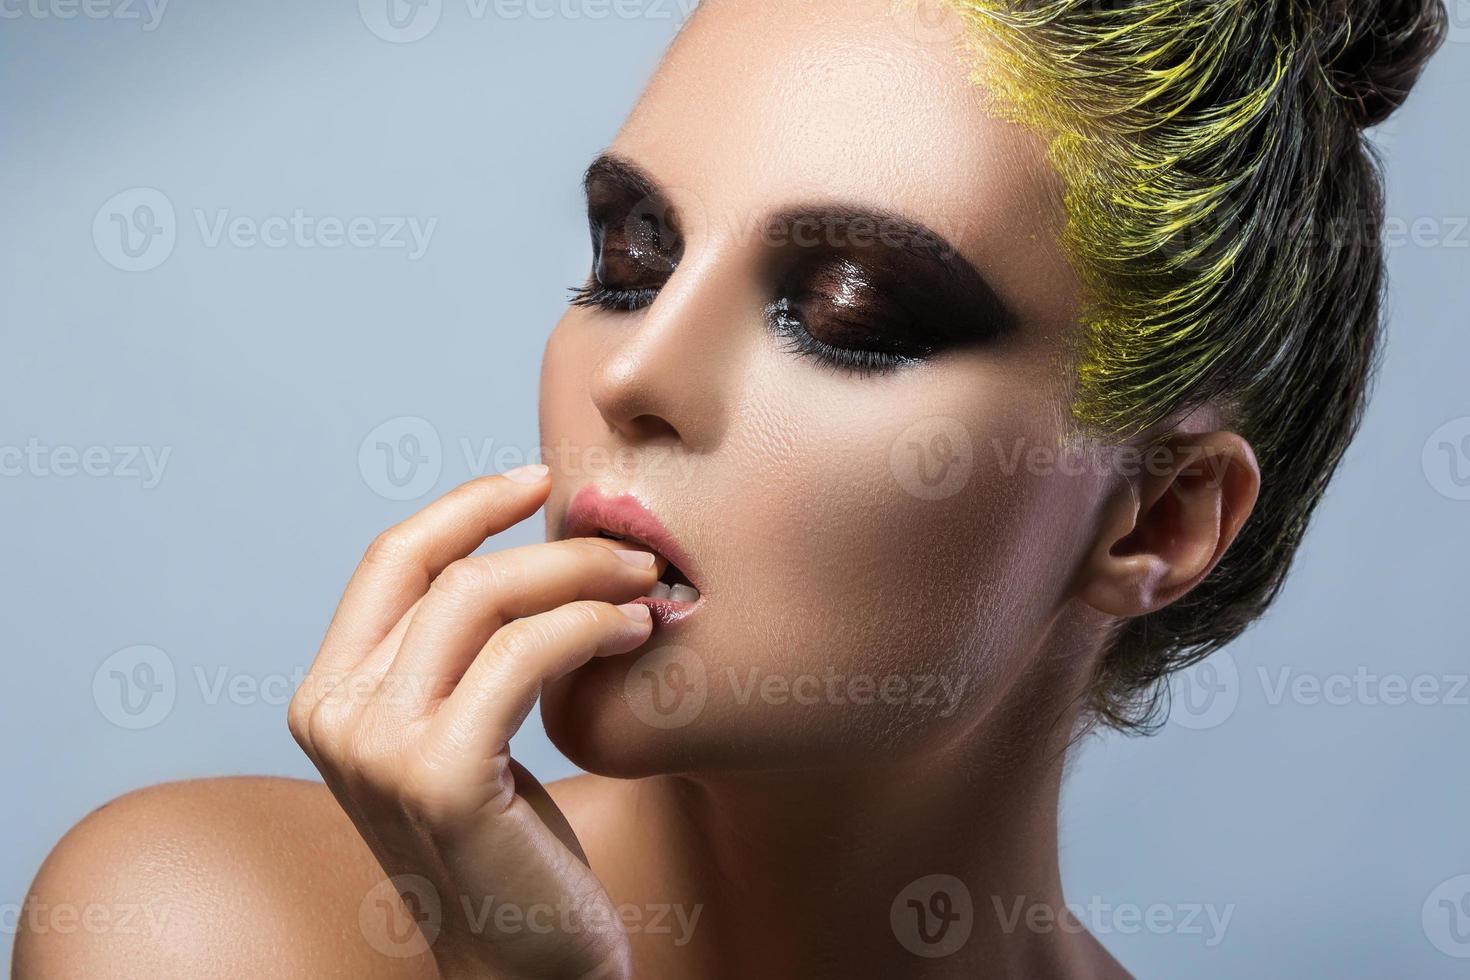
[1078,432,1260,619]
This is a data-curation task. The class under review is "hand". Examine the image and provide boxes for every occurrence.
[288,467,659,979]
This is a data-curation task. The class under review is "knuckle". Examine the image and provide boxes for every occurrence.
[305,702,341,759]
[362,526,419,570]
[493,619,543,665]
[563,600,610,634]
[431,556,499,604]
[493,602,605,665]
[286,691,312,744]
[301,681,374,762]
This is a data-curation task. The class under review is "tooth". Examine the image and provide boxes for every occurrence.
[669,584,700,603]
[645,582,673,600]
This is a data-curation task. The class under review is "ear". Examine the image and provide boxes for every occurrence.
[1078,431,1261,618]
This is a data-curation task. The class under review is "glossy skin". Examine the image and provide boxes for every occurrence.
[16,1,1261,978]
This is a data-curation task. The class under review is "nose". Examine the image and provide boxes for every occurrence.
[587,249,750,451]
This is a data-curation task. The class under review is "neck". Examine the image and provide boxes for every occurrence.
[595,703,1113,979]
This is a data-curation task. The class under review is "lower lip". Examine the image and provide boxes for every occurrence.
[634,593,704,627]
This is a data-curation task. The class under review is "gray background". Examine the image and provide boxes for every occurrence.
[3,1,1468,975]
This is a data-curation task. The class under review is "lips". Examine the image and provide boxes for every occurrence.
[562,486,704,623]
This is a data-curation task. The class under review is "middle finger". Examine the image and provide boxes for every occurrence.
[382,538,660,708]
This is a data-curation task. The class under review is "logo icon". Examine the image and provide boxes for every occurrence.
[624,645,707,729]
[359,0,442,43]
[359,416,442,501]
[93,187,176,272]
[359,874,442,957]
[1169,651,1240,731]
[1423,874,1470,958]
[891,874,973,958]
[890,416,974,501]
[93,645,177,729]
[621,194,682,276]
[1423,416,1470,501]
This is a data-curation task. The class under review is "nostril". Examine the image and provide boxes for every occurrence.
[626,413,681,442]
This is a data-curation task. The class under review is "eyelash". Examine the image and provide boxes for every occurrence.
[766,297,917,376]
[567,281,660,312]
[567,275,919,377]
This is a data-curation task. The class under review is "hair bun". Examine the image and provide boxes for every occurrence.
[1312,0,1448,128]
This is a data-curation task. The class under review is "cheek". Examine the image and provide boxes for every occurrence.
[721,366,1084,684]
[538,315,619,516]
[543,354,1097,776]
[538,316,585,445]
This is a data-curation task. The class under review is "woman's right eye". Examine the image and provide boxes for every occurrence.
[569,211,679,312]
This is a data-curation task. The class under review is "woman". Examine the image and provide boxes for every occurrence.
[16,0,1447,976]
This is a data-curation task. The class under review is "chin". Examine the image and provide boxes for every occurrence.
[540,660,774,780]
[540,655,693,779]
[540,644,995,782]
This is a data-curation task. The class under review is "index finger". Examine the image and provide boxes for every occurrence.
[313,465,552,677]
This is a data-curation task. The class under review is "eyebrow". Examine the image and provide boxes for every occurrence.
[583,152,665,207]
[581,152,1017,332]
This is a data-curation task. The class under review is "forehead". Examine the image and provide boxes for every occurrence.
[609,0,1075,321]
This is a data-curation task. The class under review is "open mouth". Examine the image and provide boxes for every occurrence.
[562,486,705,624]
[595,529,701,604]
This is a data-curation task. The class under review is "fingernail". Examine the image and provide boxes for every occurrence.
[502,463,549,485]
[614,550,657,569]
[618,602,652,624]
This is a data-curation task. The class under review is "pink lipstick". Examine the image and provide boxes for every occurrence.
[562,485,704,626]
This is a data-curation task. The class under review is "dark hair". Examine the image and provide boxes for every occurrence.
[946,0,1449,731]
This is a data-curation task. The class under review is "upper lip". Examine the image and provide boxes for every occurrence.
[562,485,701,589]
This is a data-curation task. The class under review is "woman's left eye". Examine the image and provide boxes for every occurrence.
[765,297,926,375]
[765,257,937,375]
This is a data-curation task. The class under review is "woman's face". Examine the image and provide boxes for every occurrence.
[539,0,1105,777]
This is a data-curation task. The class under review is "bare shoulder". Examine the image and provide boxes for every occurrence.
[541,771,629,860]
[14,776,437,980]
[543,771,617,814]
